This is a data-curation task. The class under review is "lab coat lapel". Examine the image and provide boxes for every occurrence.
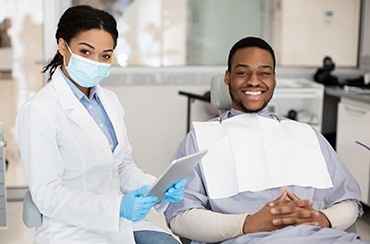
[95,85,124,157]
[51,69,112,155]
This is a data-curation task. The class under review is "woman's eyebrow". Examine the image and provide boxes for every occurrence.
[78,42,113,52]
[78,42,95,49]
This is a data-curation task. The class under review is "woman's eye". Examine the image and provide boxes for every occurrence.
[102,54,111,60]
[80,49,91,55]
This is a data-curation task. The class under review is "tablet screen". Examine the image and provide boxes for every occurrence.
[144,149,207,200]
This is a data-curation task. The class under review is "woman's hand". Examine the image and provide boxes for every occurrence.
[120,185,158,222]
[161,179,186,202]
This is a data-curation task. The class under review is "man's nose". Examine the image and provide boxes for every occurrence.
[247,73,260,86]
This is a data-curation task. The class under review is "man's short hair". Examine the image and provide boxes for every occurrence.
[227,37,276,72]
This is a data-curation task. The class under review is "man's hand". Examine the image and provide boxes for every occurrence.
[242,189,330,234]
[270,189,331,228]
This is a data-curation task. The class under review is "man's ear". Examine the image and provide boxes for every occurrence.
[224,71,230,86]
[58,38,67,56]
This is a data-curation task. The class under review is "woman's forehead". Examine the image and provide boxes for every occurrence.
[70,29,115,49]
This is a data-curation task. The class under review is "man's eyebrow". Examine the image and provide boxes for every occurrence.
[259,65,273,70]
[234,64,250,69]
[78,42,114,52]
[234,64,273,69]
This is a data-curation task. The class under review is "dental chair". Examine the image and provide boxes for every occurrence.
[210,74,232,111]
[23,190,42,228]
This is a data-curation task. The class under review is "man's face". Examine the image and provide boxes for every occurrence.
[225,47,276,113]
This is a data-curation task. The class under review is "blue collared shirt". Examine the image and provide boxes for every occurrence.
[62,71,118,152]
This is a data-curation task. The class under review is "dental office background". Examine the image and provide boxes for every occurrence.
[0,0,370,201]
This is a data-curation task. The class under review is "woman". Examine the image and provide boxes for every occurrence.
[16,5,184,244]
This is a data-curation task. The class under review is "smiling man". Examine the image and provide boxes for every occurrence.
[164,37,366,243]
[225,40,276,113]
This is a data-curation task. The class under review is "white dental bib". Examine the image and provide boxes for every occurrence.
[193,113,333,199]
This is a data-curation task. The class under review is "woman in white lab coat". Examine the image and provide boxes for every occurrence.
[16,5,184,244]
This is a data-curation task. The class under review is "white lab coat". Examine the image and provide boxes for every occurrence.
[16,68,163,243]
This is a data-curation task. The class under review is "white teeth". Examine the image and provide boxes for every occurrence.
[244,91,262,95]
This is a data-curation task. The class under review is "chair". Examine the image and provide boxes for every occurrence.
[23,190,42,228]
[210,74,231,111]
[178,75,230,244]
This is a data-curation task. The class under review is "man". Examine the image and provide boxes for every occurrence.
[164,37,366,243]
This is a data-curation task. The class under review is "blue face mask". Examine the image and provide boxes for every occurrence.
[64,43,111,88]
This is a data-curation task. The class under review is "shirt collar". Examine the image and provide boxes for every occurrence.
[229,106,270,118]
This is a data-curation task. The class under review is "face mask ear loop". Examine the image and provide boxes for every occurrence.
[63,41,73,67]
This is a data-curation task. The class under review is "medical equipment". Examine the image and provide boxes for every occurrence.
[144,149,207,200]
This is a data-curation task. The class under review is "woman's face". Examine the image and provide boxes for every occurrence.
[59,29,115,64]
[58,29,115,92]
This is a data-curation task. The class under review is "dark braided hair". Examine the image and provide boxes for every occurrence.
[42,5,118,81]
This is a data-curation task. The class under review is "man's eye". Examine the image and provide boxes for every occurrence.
[260,72,272,77]
[237,72,249,77]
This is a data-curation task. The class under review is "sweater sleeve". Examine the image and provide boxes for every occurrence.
[170,208,247,243]
[320,200,358,230]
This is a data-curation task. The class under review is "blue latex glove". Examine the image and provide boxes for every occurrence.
[161,179,186,202]
[120,185,158,222]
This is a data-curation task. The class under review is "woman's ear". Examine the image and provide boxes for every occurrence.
[58,38,67,56]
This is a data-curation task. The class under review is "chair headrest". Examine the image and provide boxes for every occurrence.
[210,74,232,110]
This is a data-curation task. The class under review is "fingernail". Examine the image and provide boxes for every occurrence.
[272,219,280,225]
[270,208,277,214]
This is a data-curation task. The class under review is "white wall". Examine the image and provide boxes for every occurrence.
[102,83,215,176]
[102,66,224,176]
[360,0,370,71]
[277,0,361,67]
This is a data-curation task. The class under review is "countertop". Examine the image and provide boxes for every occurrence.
[325,86,370,104]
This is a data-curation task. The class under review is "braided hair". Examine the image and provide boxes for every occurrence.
[42,5,118,81]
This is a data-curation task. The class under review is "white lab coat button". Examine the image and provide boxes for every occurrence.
[88,105,93,109]
[99,124,103,128]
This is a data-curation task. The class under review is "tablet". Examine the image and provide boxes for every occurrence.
[144,149,208,200]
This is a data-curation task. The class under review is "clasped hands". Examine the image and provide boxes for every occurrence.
[120,179,186,222]
[243,189,331,234]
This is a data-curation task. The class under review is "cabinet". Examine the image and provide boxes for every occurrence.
[336,98,370,206]
[269,79,324,132]
[0,141,6,228]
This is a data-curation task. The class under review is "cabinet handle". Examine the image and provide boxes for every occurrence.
[343,105,367,115]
